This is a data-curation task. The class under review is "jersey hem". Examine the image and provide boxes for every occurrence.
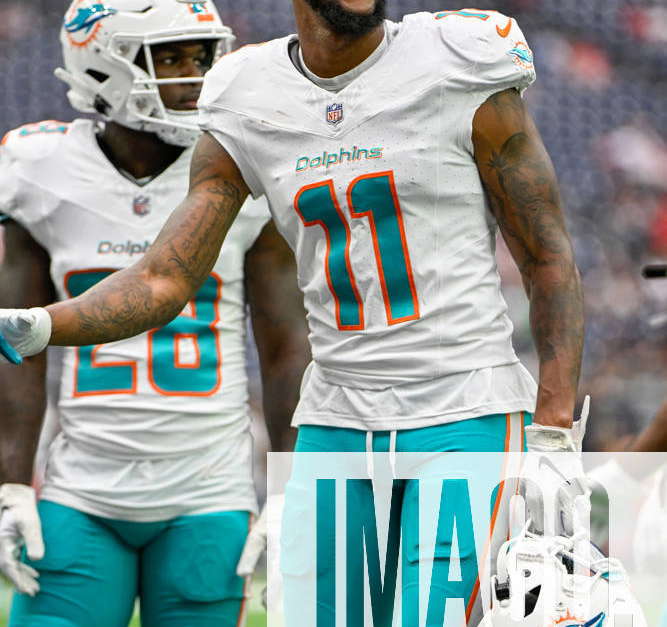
[292,398,537,431]
[39,490,259,522]
[310,354,522,390]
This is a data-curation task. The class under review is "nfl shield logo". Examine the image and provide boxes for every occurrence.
[133,195,151,217]
[326,103,344,126]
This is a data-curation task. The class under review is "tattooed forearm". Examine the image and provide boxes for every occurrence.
[69,278,181,341]
[48,133,249,347]
[474,89,584,425]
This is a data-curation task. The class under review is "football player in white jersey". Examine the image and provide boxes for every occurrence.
[0,1,586,625]
[0,1,308,626]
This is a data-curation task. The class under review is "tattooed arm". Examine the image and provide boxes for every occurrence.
[472,88,584,428]
[46,133,249,346]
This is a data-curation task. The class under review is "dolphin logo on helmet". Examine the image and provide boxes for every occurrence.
[64,4,117,34]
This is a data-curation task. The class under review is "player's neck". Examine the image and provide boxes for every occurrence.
[294,3,385,78]
[97,122,185,181]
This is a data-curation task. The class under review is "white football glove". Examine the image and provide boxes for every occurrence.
[0,484,44,596]
[237,495,284,609]
[522,396,591,537]
[0,308,52,365]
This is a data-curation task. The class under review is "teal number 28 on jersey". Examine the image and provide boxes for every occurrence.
[294,170,420,330]
[65,270,223,397]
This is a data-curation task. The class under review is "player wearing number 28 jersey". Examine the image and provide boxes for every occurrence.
[1,119,267,515]
[198,10,538,429]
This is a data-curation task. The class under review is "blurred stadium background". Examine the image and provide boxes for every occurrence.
[1,0,666,622]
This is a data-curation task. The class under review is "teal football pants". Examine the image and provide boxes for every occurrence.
[283,412,532,627]
[10,501,250,627]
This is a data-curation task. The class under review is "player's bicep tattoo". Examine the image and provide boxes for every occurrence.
[150,133,248,288]
[475,90,571,276]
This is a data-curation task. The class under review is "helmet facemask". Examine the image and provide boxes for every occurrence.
[124,34,226,146]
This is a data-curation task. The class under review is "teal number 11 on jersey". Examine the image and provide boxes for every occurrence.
[294,171,420,330]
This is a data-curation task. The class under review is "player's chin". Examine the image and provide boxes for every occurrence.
[169,101,199,111]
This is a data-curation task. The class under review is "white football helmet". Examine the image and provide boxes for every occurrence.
[56,0,235,146]
[481,526,647,627]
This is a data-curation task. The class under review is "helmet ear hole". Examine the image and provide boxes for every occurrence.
[134,47,148,71]
[94,95,111,115]
[525,586,541,617]
[86,69,110,83]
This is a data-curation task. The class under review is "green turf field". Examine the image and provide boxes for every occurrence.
[0,579,267,626]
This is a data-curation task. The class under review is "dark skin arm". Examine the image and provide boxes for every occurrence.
[245,222,311,452]
[593,402,667,479]
[629,401,667,452]
[47,133,249,345]
[473,88,584,428]
[0,221,55,484]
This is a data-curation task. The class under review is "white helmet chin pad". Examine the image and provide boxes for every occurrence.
[57,0,235,147]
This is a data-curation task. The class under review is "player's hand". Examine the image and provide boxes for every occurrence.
[0,308,52,365]
[237,495,284,609]
[0,484,44,596]
[522,396,591,537]
[237,506,268,579]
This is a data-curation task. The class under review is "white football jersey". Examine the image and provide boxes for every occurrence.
[0,119,270,519]
[199,11,537,396]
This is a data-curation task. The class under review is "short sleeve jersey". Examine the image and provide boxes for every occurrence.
[199,10,536,390]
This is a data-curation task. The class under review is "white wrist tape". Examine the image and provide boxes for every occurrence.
[525,425,576,452]
[3,307,52,357]
[527,396,591,453]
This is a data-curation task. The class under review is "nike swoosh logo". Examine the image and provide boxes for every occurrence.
[538,455,570,483]
[497,18,512,38]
